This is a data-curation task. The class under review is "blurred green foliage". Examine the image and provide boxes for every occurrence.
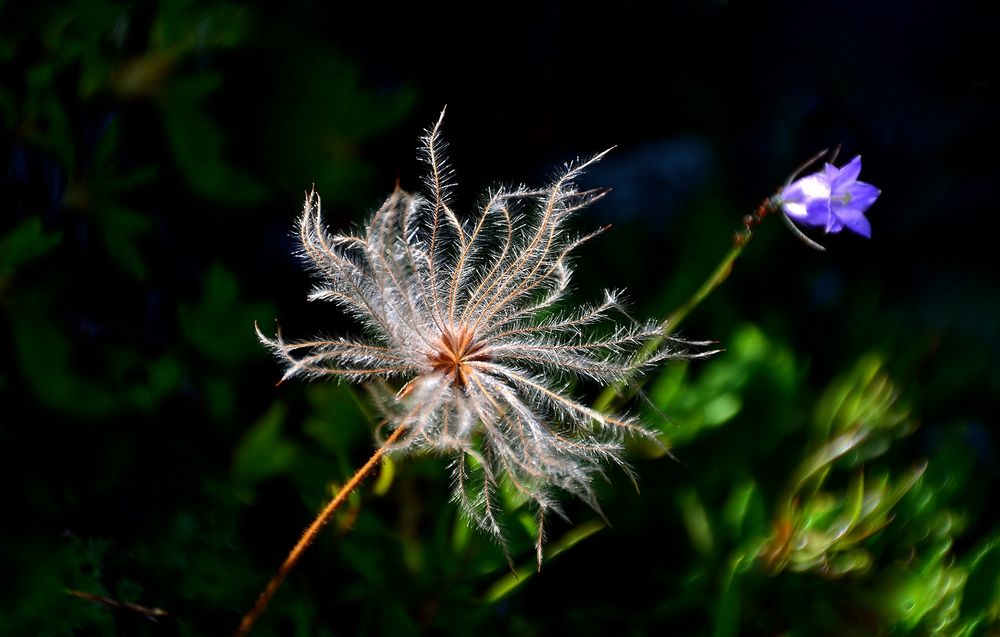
[2,1,997,636]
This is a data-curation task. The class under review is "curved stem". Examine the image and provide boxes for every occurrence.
[661,240,746,335]
[593,229,753,413]
[234,425,408,637]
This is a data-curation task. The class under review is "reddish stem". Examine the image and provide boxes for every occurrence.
[234,425,407,637]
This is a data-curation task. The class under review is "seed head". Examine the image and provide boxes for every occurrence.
[258,111,704,563]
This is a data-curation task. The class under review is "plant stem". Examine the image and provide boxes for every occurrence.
[234,425,408,637]
[663,240,747,336]
[482,518,607,603]
[593,225,756,413]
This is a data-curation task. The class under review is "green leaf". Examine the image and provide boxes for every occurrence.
[259,48,416,202]
[151,0,250,52]
[703,392,742,426]
[231,403,298,496]
[94,205,153,280]
[203,375,237,421]
[483,519,606,603]
[23,66,75,169]
[649,323,798,447]
[650,361,687,407]
[129,356,183,410]
[161,73,267,205]
[961,538,1000,625]
[838,470,866,540]
[812,354,910,447]
[77,52,112,98]
[11,308,121,416]
[178,263,275,364]
[678,487,715,555]
[0,218,61,276]
[723,479,766,540]
[853,462,927,538]
[93,115,121,168]
[303,385,370,455]
[826,549,873,577]
[712,553,749,637]
[371,454,396,496]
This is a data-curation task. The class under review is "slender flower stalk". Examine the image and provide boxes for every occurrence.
[596,149,880,411]
[234,426,407,637]
[493,148,885,600]
[594,239,743,413]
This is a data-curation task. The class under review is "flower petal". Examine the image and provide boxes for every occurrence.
[845,181,880,210]
[823,163,840,181]
[782,174,830,204]
[781,200,809,219]
[831,155,863,192]
[780,153,878,242]
[801,197,833,228]
[832,206,872,237]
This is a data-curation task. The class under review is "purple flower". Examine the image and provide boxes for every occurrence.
[779,156,880,238]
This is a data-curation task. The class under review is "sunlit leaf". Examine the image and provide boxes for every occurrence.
[678,487,715,555]
[649,324,798,446]
[722,479,766,540]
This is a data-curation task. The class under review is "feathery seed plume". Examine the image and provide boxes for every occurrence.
[258,110,707,563]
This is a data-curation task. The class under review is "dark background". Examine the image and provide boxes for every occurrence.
[2,1,998,635]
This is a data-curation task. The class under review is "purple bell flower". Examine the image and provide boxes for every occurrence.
[778,155,880,238]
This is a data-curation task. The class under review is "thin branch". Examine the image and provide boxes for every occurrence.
[233,425,409,637]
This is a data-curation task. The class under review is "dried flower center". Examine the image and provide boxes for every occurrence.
[429,329,490,388]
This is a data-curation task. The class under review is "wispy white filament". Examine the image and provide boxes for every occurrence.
[258,111,707,562]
